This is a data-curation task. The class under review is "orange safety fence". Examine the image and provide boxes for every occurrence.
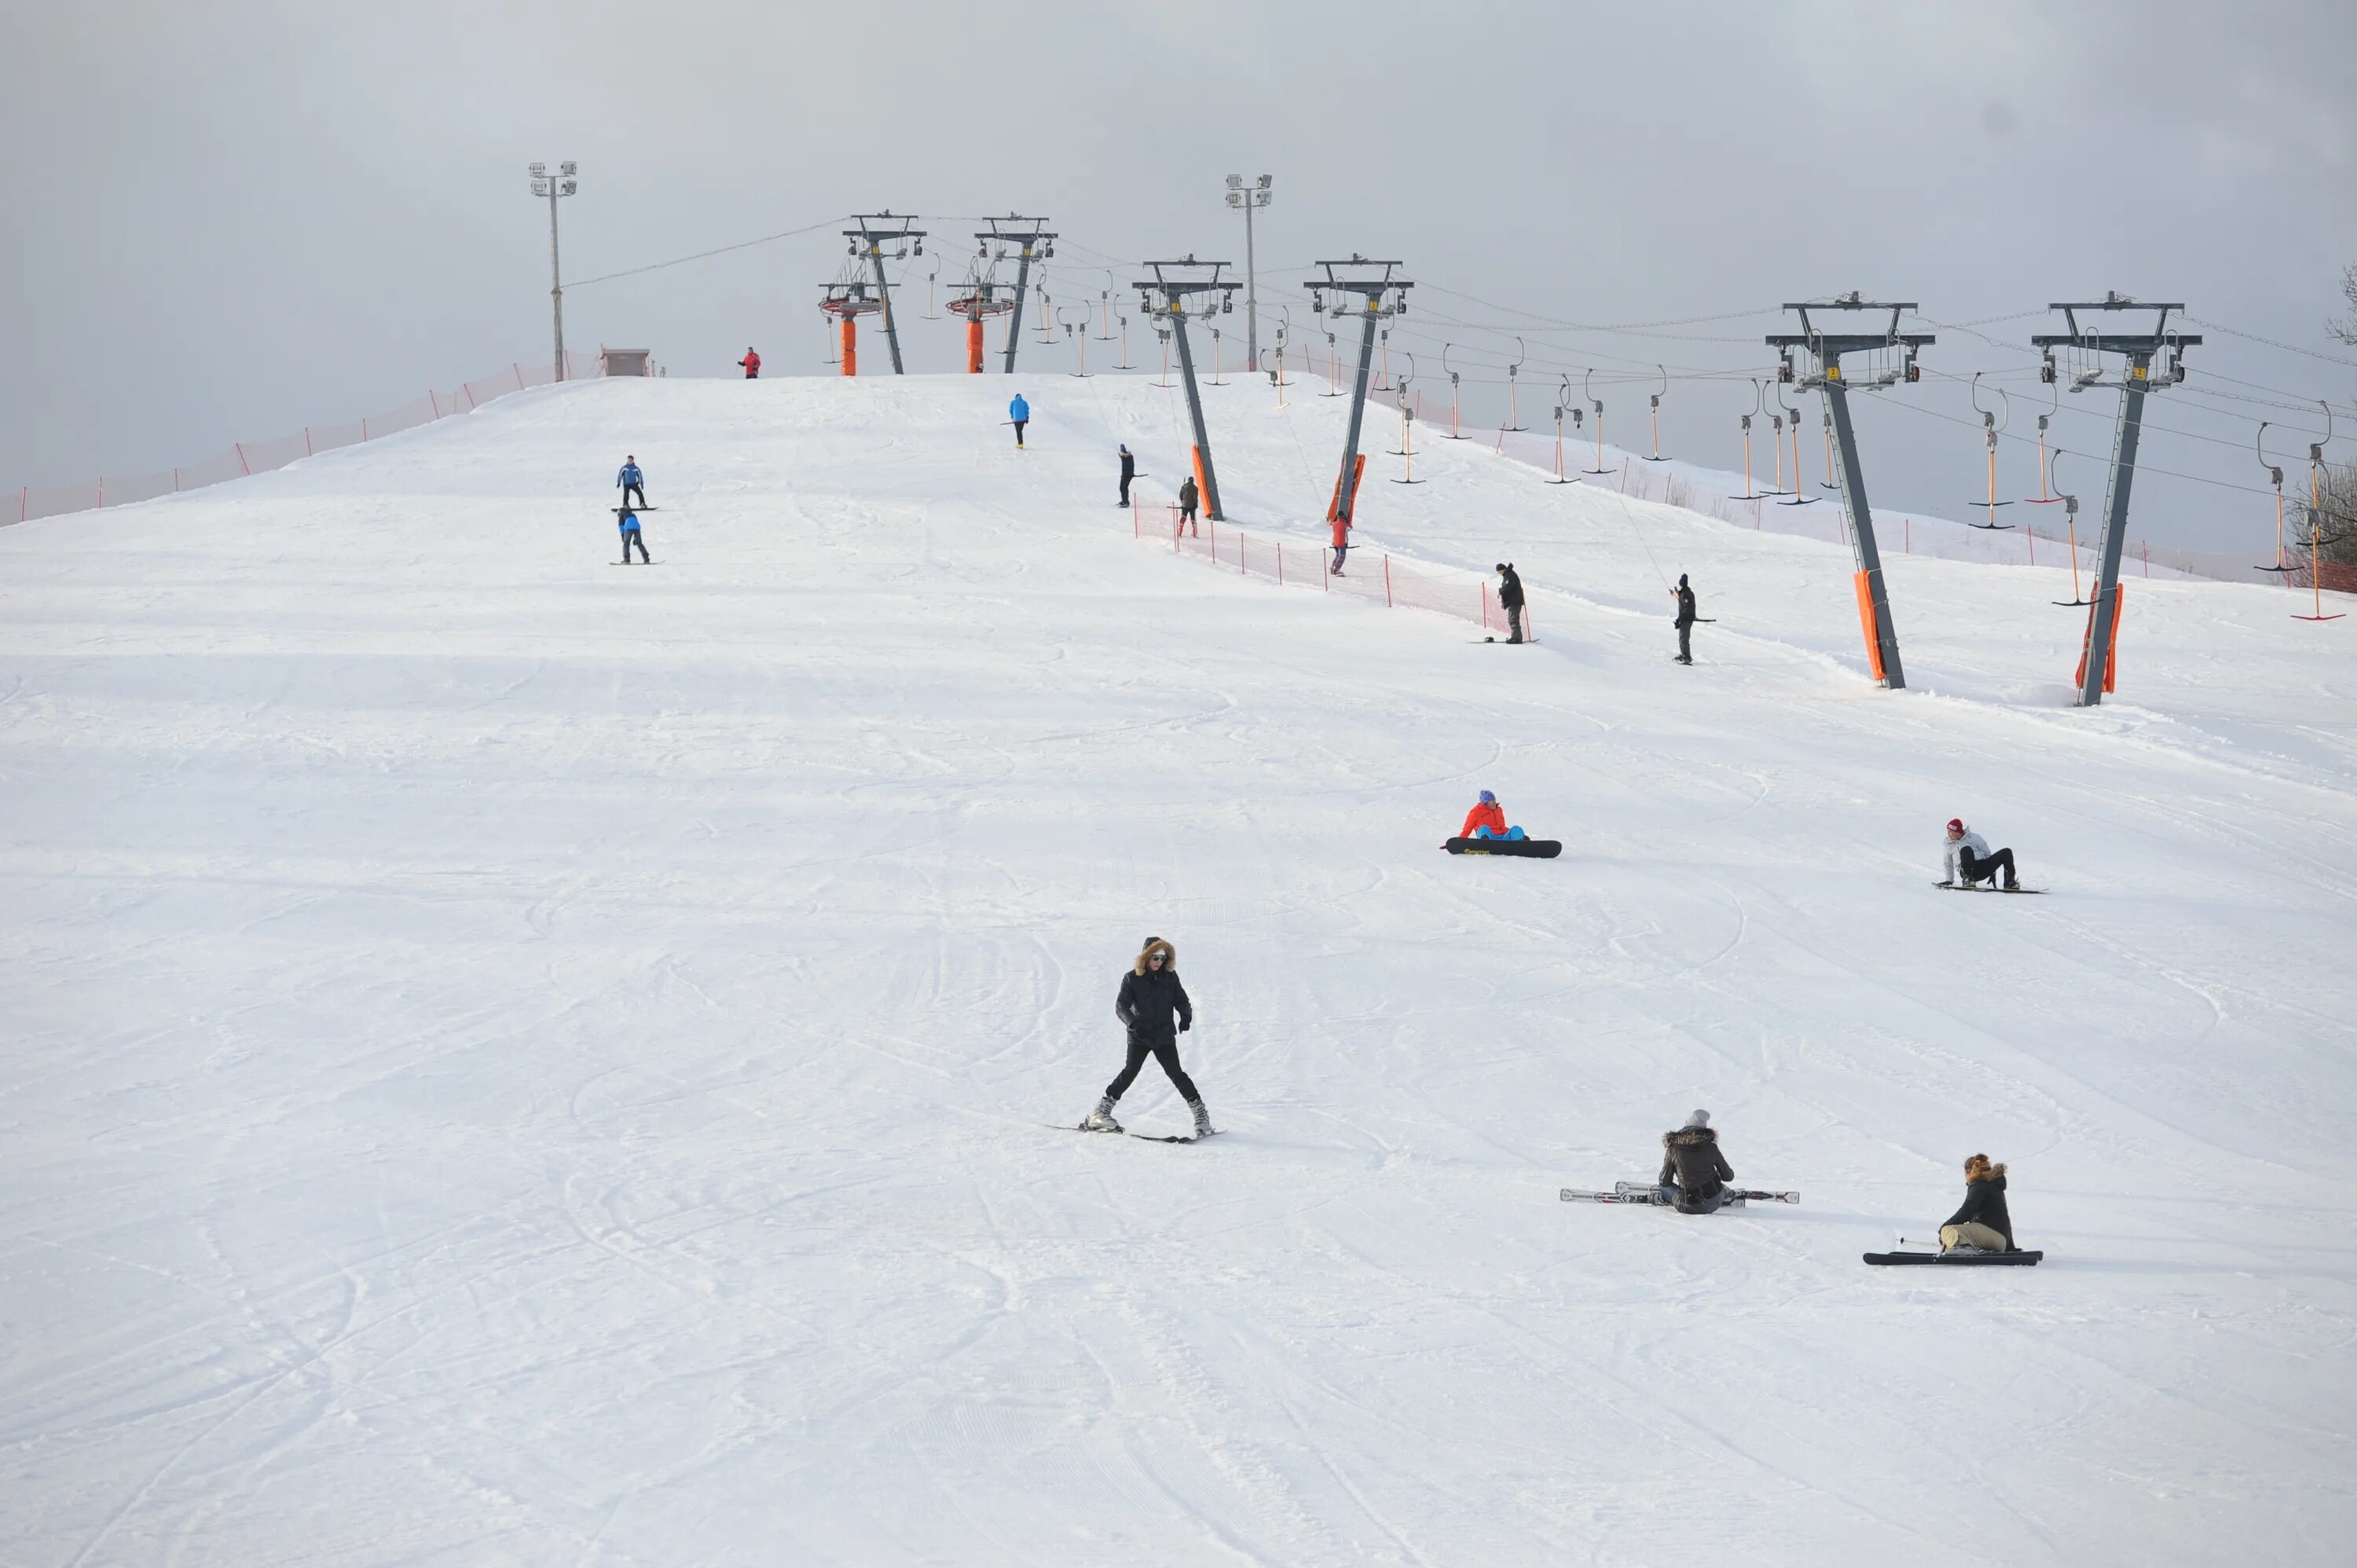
[9,350,603,526]
[1136,502,1531,641]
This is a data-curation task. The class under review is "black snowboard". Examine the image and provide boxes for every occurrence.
[1864,1250,2042,1266]
[1934,881,2044,895]
[1445,837,1562,858]
[610,506,661,513]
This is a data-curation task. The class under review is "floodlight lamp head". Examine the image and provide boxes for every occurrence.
[531,179,550,196]
[559,162,576,176]
[1257,174,1272,189]
[529,162,546,175]
[1226,174,1244,189]
[559,180,577,195]
[1227,193,1241,207]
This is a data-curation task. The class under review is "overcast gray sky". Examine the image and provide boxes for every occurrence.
[7,0,2355,550]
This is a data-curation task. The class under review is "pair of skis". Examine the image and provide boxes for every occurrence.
[1057,1123,1219,1145]
[1560,1181,1798,1206]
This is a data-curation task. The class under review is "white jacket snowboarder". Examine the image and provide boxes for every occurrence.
[1941,819,2019,889]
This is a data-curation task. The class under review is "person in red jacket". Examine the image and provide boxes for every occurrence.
[1455,789,1527,841]
[738,346,761,379]
[1330,513,1351,576]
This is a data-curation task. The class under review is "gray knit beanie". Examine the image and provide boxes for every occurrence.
[1684,1109,1710,1130]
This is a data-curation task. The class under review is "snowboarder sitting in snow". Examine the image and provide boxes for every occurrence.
[1659,1109,1735,1214]
[1009,392,1030,448]
[1941,818,2020,890]
[1938,1153,2016,1253]
[1083,937,1212,1139]
[1177,475,1200,537]
[617,454,647,510]
[1496,562,1526,643]
[1455,789,1527,843]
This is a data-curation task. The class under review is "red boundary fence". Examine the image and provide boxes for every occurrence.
[1133,503,1529,640]
[9,351,601,526]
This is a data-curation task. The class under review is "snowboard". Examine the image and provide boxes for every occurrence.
[610,506,661,513]
[1560,1185,1798,1205]
[1445,837,1563,858]
[1864,1250,2042,1266]
[1130,1130,1220,1145]
[1934,881,2044,895]
[1476,636,1539,644]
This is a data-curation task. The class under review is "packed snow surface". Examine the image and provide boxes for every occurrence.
[5,371,2354,1566]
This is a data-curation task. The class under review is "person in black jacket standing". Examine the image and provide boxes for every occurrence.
[1495,562,1527,644]
[1671,573,1698,664]
[1939,1153,2016,1252]
[1658,1109,1735,1212]
[1083,936,1211,1138]
[1118,444,1136,508]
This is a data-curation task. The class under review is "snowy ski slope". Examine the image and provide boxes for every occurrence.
[4,371,2353,1566]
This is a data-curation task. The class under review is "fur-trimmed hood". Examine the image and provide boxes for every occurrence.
[1134,937,1177,976]
[1663,1126,1720,1151]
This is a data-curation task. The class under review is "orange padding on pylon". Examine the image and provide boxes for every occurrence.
[841,317,857,378]
[2075,584,2124,693]
[1191,446,1209,509]
[1853,570,1886,682]
[1326,453,1369,522]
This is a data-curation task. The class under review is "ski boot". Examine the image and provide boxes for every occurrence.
[1081,1095,1123,1134]
[1187,1098,1214,1139]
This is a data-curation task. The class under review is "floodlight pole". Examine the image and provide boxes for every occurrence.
[1303,258,1412,533]
[847,213,925,375]
[1767,295,1934,691]
[528,161,577,381]
[2031,296,2200,706]
[1135,257,1239,521]
[980,215,1055,374]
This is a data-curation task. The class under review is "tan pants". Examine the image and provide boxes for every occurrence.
[1941,1222,2008,1252]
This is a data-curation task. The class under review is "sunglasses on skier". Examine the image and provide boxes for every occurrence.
[1147,953,1167,964]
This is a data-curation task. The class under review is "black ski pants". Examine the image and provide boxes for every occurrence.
[620,528,650,562]
[1014,419,1028,447]
[621,481,647,508]
[1677,621,1693,661]
[1507,605,1524,643]
[1960,846,2016,885]
[1119,471,1133,507]
[1106,1034,1198,1105]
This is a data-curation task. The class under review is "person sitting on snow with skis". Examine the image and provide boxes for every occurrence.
[1941,817,2020,890]
[1083,936,1211,1139]
[1659,1109,1736,1214]
[1456,789,1527,843]
[1938,1152,2017,1253]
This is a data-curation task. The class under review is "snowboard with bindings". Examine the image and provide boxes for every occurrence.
[1561,1183,1798,1205]
[1864,1249,2041,1266]
[1130,1130,1219,1145]
[1445,837,1563,858]
[1934,881,2044,895]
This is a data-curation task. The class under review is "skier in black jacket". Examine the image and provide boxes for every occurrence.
[1083,936,1212,1138]
[1495,562,1527,644]
[1658,1109,1734,1212]
[1118,444,1136,508]
[1939,1154,2016,1251]
[1671,573,1698,664]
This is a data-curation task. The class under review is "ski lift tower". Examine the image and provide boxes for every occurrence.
[1767,295,1934,690]
[819,276,884,376]
[977,215,1056,373]
[844,213,926,375]
[2030,295,2198,706]
[1303,257,1413,538]
[1133,256,1240,521]
[945,270,1016,375]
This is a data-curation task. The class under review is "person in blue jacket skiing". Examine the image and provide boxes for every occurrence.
[615,504,651,564]
[617,455,647,510]
[1009,393,1030,448]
